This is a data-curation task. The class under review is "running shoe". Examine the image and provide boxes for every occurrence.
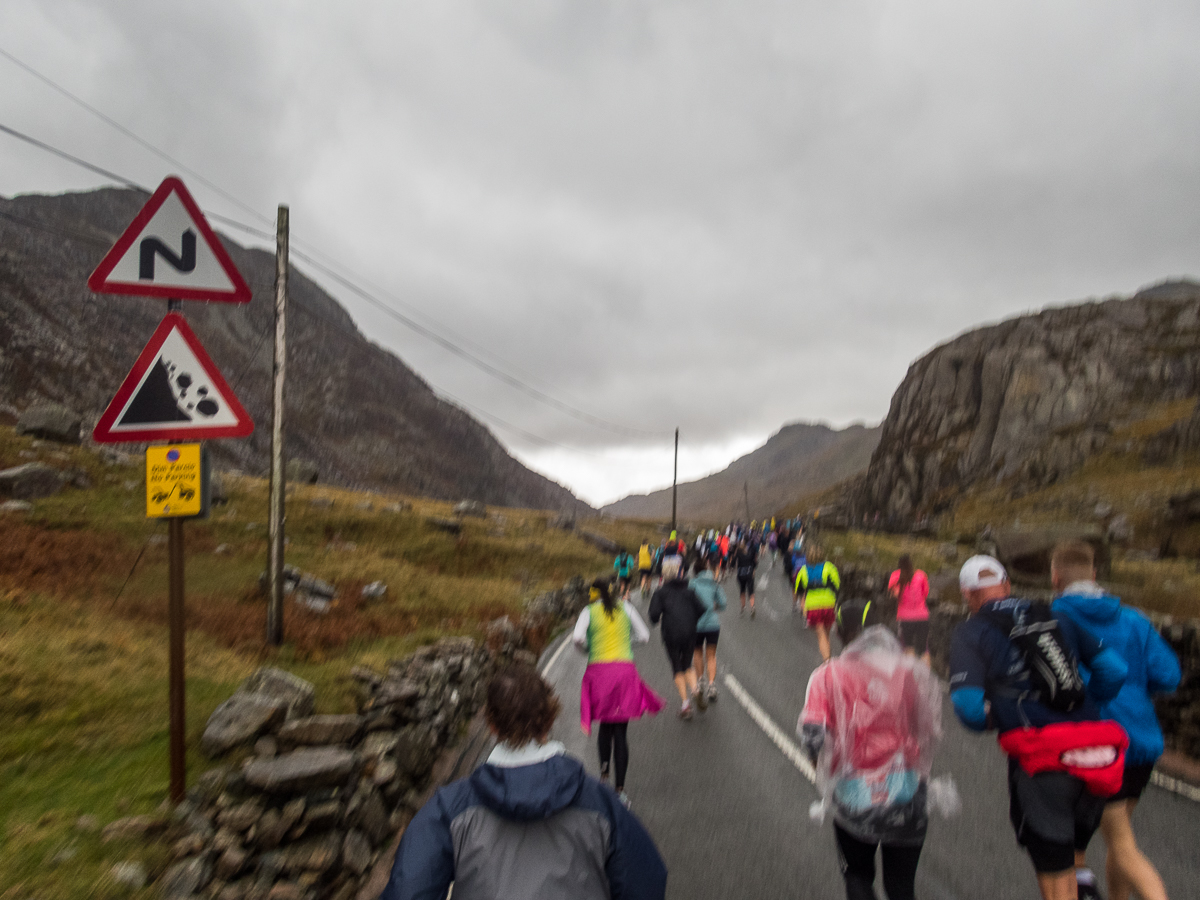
[695,686,708,712]
[617,790,631,810]
[751,606,756,619]
[1076,880,1104,900]
[678,701,693,720]
[707,683,718,702]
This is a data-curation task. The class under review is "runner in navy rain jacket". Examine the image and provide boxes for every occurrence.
[383,747,666,900]
[949,596,1127,734]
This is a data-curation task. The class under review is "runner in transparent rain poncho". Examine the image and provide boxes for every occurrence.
[799,623,957,900]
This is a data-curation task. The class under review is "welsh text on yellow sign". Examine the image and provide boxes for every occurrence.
[146,444,202,518]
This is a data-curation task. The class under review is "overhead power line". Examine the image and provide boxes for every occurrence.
[0,45,276,229]
[0,113,659,438]
[0,199,602,455]
[0,45,660,438]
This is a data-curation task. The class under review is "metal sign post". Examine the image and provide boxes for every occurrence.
[88,177,255,807]
[167,515,186,803]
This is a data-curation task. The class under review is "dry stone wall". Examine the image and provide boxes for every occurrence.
[126,576,595,900]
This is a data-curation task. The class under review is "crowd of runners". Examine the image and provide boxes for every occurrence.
[384,518,1182,900]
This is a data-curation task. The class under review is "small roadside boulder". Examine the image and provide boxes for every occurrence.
[238,667,315,720]
[361,581,387,601]
[454,499,488,518]
[286,459,319,485]
[110,861,147,889]
[201,694,287,758]
[16,402,82,444]
[0,463,67,500]
[276,714,364,749]
[426,516,462,534]
[101,815,167,843]
[243,747,362,794]
[161,856,213,899]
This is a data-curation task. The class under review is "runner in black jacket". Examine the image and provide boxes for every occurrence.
[648,557,706,719]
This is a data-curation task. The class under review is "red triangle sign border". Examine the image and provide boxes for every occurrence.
[93,312,255,443]
[87,175,253,303]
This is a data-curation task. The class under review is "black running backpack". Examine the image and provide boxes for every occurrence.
[980,603,1087,713]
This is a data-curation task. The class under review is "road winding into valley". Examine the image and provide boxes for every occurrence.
[539,562,1199,900]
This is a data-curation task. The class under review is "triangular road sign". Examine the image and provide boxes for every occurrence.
[87,176,252,303]
[93,313,254,443]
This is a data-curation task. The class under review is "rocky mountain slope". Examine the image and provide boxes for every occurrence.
[853,280,1200,525]
[603,421,880,522]
[0,186,584,511]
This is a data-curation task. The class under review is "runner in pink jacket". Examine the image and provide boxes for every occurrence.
[888,555,931,665]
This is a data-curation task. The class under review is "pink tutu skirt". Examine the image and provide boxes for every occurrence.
[580,661,664,735]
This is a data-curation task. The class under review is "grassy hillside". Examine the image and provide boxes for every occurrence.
[0,426,657,898]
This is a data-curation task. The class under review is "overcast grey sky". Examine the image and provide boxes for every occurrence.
[3,1,1199,505]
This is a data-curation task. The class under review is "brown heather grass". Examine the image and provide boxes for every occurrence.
[0,426,663,897]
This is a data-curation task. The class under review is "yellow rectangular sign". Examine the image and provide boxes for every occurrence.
[146,443,203,518]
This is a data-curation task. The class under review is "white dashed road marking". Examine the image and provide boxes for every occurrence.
[723,673,817,785]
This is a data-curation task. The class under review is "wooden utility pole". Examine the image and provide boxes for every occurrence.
[267,206,289,646]
[671,428,679,532]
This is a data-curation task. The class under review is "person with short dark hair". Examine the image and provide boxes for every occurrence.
[649,557,707,718]
[733,537,759,618]
[1051,540,1180,900]
[383,664,668,900]
[949,555,1129,900]
[689,555,728,703]
[889,554,931,665]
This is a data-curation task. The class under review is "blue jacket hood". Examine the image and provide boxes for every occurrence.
[468,754,586,822]
[1056,588,1122,627]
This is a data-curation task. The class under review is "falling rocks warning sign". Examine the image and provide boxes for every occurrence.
[93,313,254,443]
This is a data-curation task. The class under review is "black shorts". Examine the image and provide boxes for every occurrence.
[617,574,632,588]
[1008,762,1106,873]
[737,574,754,595]
[639,567,651,576]
[897,620,930,655]
[1110,762,1155,803]
[663,638,694,674]
[695,629,719,650]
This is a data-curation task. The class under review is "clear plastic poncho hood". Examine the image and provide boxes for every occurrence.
[800,626,949,843]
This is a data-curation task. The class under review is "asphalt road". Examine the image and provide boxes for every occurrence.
[542,560,1199,900]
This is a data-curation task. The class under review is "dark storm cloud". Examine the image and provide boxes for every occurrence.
[3,1,1199,503]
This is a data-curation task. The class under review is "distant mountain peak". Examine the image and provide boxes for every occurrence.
[602,421,880,522]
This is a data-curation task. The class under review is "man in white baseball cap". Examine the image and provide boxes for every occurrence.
[958,554,1009,599]
[948,554,1128,900]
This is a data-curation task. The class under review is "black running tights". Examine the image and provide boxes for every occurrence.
[597,722,629,789]
[834,824,922,900]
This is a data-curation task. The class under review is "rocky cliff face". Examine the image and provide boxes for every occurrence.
[856,281,1200,524]
[0,187,584,511]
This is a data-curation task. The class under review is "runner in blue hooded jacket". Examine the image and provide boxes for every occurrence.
[1051,540,1180,900]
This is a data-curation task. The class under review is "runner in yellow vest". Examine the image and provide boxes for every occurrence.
[572,580,663,807]
[637,540,654,596]
[795,546,840,661]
